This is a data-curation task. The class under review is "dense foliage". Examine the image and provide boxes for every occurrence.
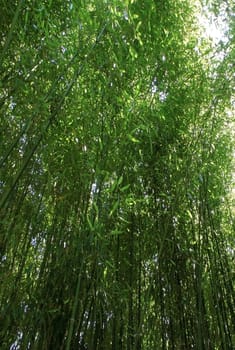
[0,0,234,349]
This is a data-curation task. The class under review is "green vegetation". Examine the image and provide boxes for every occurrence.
[0,0,234,349]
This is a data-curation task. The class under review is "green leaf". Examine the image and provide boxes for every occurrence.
[120,184,130,192]
[109,200,119,217]
[127,134,140,143]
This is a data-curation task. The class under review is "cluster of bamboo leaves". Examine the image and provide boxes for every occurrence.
[0,0,234,349]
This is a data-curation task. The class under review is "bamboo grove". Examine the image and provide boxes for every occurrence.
[0,0,234,349]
